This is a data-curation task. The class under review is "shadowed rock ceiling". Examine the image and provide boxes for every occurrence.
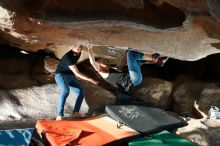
[0,0,219,60]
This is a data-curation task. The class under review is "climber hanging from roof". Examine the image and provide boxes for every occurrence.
[88,46,169,93]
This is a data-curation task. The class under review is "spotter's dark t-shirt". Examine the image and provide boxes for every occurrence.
[55,50,81,75]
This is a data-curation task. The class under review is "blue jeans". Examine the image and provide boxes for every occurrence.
[55,73,85,116]
[127,50,145,86]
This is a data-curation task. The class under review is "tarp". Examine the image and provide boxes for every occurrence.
[129,130,196,146]
[36,115,139,146]
[105,105,184,134]
[0,128,34,146]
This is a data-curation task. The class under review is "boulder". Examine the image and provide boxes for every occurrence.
[172,80,206,117]
[197,84,220,115]
[130,77,172,109]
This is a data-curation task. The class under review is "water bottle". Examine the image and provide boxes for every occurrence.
[208,106,220,119]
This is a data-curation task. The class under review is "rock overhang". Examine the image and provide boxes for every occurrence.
[0,0,219,61]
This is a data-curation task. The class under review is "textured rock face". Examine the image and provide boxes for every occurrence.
[197,84,220,115]
[0,0,219,60]
[130,77,172,108]
[176,118,220,146]
[0,1,220,145]
[172,81,206,117]
[1,45,220,145]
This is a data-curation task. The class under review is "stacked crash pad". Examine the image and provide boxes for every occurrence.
[35,104,191,146]
[105,105,184,134]
[0,128,34,146]
[36,115,139,146]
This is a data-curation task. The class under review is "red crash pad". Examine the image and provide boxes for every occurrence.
[36,115,139,146]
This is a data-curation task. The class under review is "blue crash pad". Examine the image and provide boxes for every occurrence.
[0,128,34,146]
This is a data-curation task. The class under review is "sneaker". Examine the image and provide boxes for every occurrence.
[156,56,169,67]
[138,53,160,65]
[56,116,63,120]
[72,112,86,119]
[151,53,160,63]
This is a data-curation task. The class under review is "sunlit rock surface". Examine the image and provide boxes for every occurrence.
[0,0,219,60]
[176,118,220,146]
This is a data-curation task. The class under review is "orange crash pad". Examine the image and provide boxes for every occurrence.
[36,115,139,146]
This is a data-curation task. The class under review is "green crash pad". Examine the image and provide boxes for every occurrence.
[129,130,196,146]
